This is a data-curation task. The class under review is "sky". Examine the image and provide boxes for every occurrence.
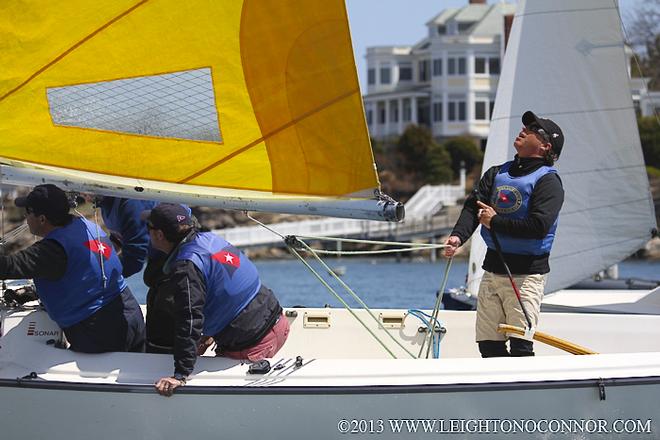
[345,0,646,91]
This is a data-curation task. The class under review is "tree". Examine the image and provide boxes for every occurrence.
[396,125,434,172]
[443,136,484,176]
[426,143,453,184]
[626,0,660,89]
[638,116,660,169]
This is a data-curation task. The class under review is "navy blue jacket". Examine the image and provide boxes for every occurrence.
[100,197,157,277]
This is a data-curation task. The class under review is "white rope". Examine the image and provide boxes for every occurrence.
[75,206,108,289]
[299,246,446,256]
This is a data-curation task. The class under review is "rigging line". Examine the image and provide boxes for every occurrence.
[178,87,360,183]
[0,224,29,244]
[286,245,398,359]
[425,258,452,359]
[245,212,285,239]
[299,247,446,256]
[296,239,417,359]
[0,1,149,103]
[616,0,660,130]
[297,235,446,247]
[92,208,108,289]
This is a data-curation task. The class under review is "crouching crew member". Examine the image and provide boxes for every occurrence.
[142,204,289,396]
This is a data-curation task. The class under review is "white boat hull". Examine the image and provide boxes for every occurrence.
[1,376,658,439]
[2,306,660,439]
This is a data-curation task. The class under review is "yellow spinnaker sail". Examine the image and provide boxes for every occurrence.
[0,0,378,198]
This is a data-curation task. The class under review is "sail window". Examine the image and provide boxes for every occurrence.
[46,68,222,142]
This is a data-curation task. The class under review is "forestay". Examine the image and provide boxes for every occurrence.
[467,0,657,295]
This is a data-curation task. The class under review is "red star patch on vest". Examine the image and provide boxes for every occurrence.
[84,239,111,260]
[212,250,241,269]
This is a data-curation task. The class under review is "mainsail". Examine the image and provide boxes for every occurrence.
[467,0,657,294]
[0,0,402,221]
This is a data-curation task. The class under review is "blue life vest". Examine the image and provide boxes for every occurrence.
[176,232,261,336]
[34,217,127,328]
[480,161,558,255]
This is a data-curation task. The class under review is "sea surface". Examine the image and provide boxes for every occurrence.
[126,258,660,309]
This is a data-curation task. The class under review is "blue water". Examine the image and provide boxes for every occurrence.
[126,258,659,309]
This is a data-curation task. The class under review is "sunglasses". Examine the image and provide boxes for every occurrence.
[526,123,551,143]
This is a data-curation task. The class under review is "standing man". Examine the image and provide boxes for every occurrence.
[3,184,145,353]
[142,204,289,396]
[445,111,564,358]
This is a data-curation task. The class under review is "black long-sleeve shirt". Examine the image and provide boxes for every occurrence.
[0,239,67,280]
[451,156,564,274]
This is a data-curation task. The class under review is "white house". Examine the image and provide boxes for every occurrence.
[363,0,660,146]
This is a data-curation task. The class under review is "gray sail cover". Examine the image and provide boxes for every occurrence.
[467,0,657,294]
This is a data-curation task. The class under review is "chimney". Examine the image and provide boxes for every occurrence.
[503,14,514,49]
[469,0,487,4]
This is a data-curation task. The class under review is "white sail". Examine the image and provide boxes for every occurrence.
[467,0,657,295]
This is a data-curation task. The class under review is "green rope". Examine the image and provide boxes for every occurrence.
[425,257,453,359]
[287,245,399,359]
[296,239,417,359]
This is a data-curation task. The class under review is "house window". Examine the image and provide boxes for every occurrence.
[403,99,412,122]
[418,59,430,82]
[475,101,487,120]
[367,109,373,125]
[458,22,475,33]
[474,56,501,75]
[368,68,376,85]
[475,58,486,74]
[437,25,446,35]
[380,65,391,84]
[489,58,500,75]
[447,57,466,76]
[448,99,466,121]
[390,101,399,123]
[458,58,466,75]
[399,63,413,81]
[433,102,443,122]
[433,59,442,76]
[379,105,386,124]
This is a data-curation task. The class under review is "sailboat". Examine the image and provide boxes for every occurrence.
[1,1,660,439]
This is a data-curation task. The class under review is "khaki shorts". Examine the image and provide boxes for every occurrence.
[475,272,547,342]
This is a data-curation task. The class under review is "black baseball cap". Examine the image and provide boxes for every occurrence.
[522,111,564,158]
[15,184,71,222]
[141,203,192,237]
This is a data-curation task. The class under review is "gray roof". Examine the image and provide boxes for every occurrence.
[426,2,516,36]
